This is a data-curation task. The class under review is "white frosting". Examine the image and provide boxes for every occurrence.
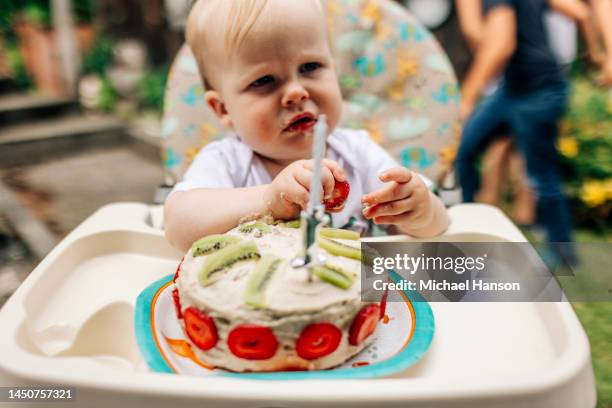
[175,221,378,372]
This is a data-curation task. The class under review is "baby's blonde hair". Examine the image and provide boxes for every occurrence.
[186,0,328,90]
[187,0,274,90]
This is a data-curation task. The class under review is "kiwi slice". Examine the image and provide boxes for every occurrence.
[244,254,285,308]
[283,219,301,228]
[319,228,360,240]
[313,264,355,290]
[239,221,272,234]
[191,234,241,257]
[199,241,260,286]
[318,237,361,260]
[361,245,379,266]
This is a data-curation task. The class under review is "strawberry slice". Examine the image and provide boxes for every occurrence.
[296,322,342,360]
[228,325,278,360]
[379,287,389,320]
[173,257,185,283]
[184,307,218,351]
[349,304,380,346]
[172,288,183,319]
[323,180,350,213]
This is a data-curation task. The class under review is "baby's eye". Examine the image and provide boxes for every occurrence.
[299,62,321,74]
[250,75,275,88]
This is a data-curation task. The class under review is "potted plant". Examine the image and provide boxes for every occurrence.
[0,35,8,77]
[13,0,95,96]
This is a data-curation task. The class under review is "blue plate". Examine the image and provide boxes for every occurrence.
[135,271,434,380]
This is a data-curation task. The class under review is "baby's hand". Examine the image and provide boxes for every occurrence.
[362,167,433,230]
[264,159,346,219]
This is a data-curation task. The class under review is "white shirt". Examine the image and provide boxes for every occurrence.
[173,128,431,233]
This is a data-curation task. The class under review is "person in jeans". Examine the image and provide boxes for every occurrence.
[455,0,602,228]
[456,0,582,245]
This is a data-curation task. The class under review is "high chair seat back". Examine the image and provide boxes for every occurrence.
[161,0,459,186]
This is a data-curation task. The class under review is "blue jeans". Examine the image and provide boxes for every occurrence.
[456,82,572,243]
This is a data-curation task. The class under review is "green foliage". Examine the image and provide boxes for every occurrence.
[136,65,169,114]
[72,0,94,24]
[0,0,22,38]
[22,3,52,27]
[0,0,93,36]
[81,36,114,75]
[558,78,612,230]
[5,42,33,90]
[96,76,118,112]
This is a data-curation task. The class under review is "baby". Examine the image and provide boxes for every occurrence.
[165,0,450,251]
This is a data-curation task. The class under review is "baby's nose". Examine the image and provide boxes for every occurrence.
[282,82,309,107]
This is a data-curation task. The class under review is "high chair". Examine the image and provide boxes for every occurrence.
[0,1,595,407]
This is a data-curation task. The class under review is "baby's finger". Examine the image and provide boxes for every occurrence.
[294,168,314,191]
[293,169,330,201]
[363,197,415,219]
[303,159,346,182]
[282,182,310,208]
[379,167,412,183]
[320,166,336,199]
[362,181,413,206]
[322,159,346,182]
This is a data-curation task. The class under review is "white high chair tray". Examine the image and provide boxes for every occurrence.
[0,203,595,408]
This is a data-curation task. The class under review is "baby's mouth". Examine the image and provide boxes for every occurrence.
[284,113,317,132]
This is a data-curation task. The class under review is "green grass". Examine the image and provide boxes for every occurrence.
[521,227,611,407]
[573,301,612,408]
[572,229,612,408]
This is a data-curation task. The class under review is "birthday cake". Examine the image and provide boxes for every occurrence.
[171,216,384,372]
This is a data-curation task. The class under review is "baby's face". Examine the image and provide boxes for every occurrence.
[206,2,342,164]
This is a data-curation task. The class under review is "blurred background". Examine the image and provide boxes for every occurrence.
[0,0,610,405]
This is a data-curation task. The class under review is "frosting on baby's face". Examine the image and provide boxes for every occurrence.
[203,0,342,166]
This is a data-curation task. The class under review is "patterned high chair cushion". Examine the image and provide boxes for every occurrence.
[161,0,459,186]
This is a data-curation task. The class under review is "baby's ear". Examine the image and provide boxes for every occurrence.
[205,90,232,128]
